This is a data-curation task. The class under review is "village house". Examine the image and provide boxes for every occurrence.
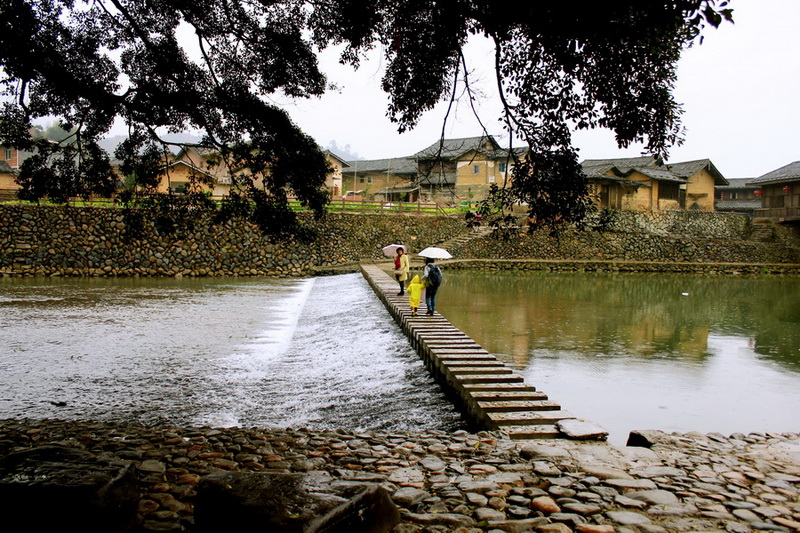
[322,150,347,197]
[0,145,30,200]
[412,136,523,203]
[749,161,800,222]
[715,178,762,216]
[343,135,524,205]
[341,157,419,201]
[147,145,345,199]
[581,156,728,212]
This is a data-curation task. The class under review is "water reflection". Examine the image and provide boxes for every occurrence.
[437,271,800,443]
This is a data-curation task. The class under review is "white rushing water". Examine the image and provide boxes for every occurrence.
[0,274,464,432]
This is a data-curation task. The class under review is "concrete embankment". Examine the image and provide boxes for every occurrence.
[359,263,608,442]
[0,419,797,532]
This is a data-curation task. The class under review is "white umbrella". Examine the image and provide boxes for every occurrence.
[417,246,452,259]
[382,244,406,258]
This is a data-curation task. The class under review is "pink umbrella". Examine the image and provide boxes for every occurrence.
[382,244,406,258]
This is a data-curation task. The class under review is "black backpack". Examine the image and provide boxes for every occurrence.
[426,264,443,288]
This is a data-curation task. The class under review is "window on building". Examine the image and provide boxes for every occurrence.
[472,165,480,174]
[4,148,11,160]
[358,176,365,183]
[658,182,680,201]
[498,162,507,173]
[488,175,495,183]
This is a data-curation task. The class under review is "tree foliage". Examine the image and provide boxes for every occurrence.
[0,0,732,235]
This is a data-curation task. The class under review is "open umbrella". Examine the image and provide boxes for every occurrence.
[382,244,406,258]
[417,246,452,260]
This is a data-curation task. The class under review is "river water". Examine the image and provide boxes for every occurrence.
[0,274,464,432]
[437,270,800,444]
[3,271,798,445]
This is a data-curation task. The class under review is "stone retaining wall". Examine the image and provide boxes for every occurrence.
[589,210,753,239]
[449,212,800,266]
[2,205,799,277]
[0,205,465,277]
[448,230,800,264]
[443,259,800,275]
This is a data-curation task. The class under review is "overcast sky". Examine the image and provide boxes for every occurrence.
[281,0,799,179]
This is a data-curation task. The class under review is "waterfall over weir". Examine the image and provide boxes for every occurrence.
[0,274,465,432]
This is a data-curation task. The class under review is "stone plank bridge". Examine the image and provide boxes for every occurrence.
[360,263,607,441]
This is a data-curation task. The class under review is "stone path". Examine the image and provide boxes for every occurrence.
[1,420,797,532]
[360,263,608,441]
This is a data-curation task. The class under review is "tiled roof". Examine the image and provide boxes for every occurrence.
[323,150,350,167]
[634,166,688,183]
[749,161,800,185]
[581,156,728,185]
[342,158,418,175]
[717,178,758,190]
[667,159,728,186]
[580,156,658,173]
[165,160,215,177]
[0,161,17,174]
[411,136,502,160]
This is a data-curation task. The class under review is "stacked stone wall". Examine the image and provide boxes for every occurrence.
[450,229,800,265]
[0,205,464,277]
[450,210,800,265]
[1,206,799,277]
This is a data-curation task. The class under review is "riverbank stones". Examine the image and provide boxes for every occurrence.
[0,420,798,533]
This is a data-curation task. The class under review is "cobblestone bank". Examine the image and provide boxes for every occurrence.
[0,206,464,277]
[1,419,797,533]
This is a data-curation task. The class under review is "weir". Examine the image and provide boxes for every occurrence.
[360,264,603,440]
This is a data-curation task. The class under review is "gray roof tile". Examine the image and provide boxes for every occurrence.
[749,161,800,185]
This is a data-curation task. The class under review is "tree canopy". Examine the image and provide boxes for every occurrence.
[0,0,732,234]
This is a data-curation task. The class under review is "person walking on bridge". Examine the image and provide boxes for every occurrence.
[421,258,443,316]
[394,247,410,295]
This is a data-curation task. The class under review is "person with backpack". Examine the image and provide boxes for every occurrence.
[421,258,443,316]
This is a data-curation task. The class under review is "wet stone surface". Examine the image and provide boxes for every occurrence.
[0,420,798,533]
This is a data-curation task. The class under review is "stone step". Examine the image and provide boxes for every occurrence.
[422,338,480,344]
[447,366,513,375]
[469,390,548,402]
[435,356,497,364]
[462,382,537,392]
[457,374,524,384]
[503,425,562,440]
[418,336,475,343]
[433,349,492,357]
[441,360,506,368]
[488,410,574,426]
[477,400,561,412]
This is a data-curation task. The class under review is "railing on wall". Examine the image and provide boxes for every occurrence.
[2,193,453,216]
[303,198,446,215]
[754,207,800,220]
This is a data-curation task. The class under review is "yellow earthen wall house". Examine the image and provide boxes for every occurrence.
[682,167,717,211]
[583,157,727,212]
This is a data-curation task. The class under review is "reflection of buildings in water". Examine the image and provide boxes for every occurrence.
[627,323,709,358]
[441,272,730,364]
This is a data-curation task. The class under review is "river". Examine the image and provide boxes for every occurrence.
[3,271,798,445]
[0,274,464,432]
[436,270,800,444]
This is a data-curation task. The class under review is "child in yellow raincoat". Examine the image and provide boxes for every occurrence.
[407,274,424,316]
